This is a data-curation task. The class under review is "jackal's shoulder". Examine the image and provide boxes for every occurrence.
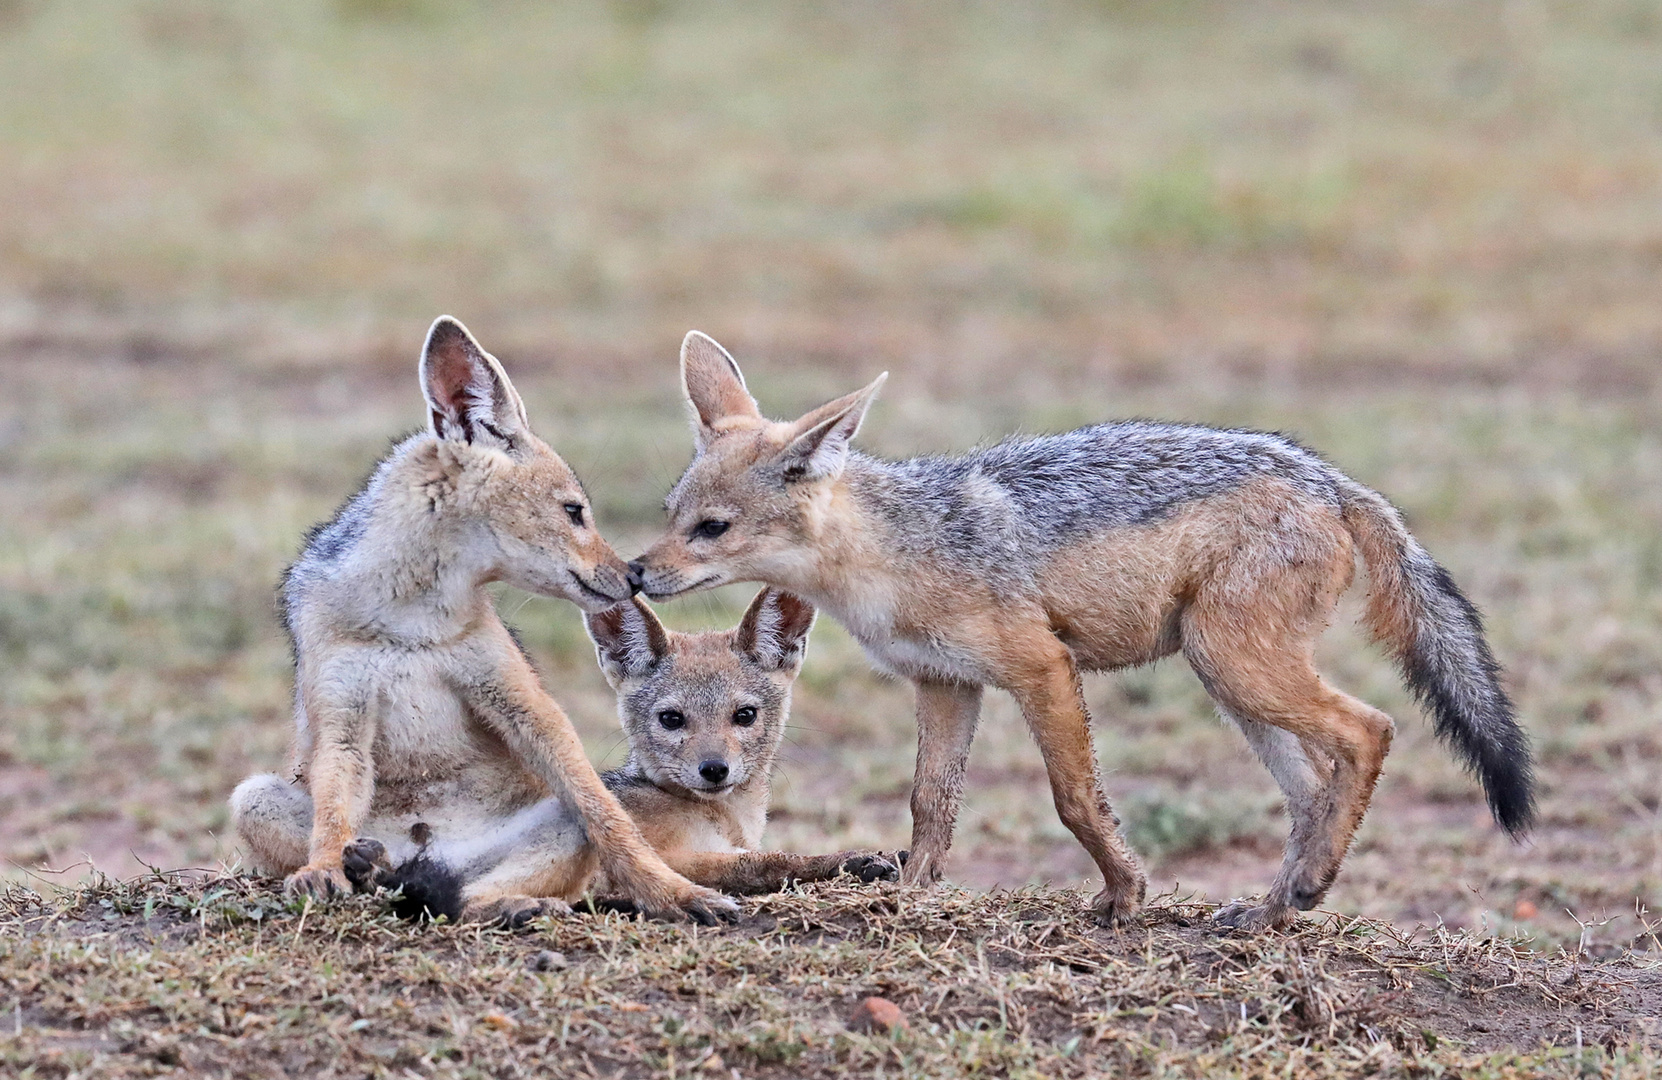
[278,432,430,642]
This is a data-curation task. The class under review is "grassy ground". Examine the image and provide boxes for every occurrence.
[5,873,1661,1079]
[2,0,1661,1073]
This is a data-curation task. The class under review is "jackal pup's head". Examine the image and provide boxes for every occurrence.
[630,332,885,599]
[416,316,633,612]
[584,588,814,798]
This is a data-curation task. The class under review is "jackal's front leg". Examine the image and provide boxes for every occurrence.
[664,850,901,895]
[903,681,983,887]
[286,693,379,901]
[462,662,739,924]
[1004,641,1146,925]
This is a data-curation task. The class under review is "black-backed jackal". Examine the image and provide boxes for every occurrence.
[627,332,1535,930]
[230,317,736,924]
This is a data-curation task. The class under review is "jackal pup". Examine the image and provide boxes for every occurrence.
[628,332,1536,930]
[370,588,898,920]
[589,589,898,895]
[230,317,735,924]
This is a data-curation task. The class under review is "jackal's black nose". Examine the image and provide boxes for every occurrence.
[698,760,729,784]
[626,560,645,592]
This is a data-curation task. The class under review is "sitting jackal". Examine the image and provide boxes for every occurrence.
[230,317,735,924]
[626,331,1536,930]
[357,588,898,921]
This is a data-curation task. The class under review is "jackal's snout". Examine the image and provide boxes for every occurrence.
[566,549,639,610]
[624,545,714,600]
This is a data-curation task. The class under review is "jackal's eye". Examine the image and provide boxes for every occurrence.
[564,504,585,527]
[732,706,757,727]
[657,709,686,730]
[692,519,729,540]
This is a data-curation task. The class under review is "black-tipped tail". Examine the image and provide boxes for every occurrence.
[382,853,465,923]
[1398,559,1536,836]
[1340,479,1536,837]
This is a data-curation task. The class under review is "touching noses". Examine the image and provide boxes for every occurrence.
[626,559,645,593]
[698,759,729,785]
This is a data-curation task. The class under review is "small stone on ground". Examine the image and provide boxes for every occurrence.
[848,996,907,1034]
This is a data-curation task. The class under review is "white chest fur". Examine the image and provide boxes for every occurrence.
[826,594,986,684]
[365,650,486,771]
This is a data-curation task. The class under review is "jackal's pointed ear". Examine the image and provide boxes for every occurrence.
[584,597,672,687]
[419,316,530,452]
[774,373,886,482]
[735,588,815,673]
[681,331,760,450]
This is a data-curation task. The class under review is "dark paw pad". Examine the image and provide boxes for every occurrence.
[494,898,567,929]
[341,838,391,891]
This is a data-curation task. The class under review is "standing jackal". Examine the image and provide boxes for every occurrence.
[628,332,1536,929]
[230,317,736,924]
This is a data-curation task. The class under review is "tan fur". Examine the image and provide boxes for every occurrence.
[231,317,735,923]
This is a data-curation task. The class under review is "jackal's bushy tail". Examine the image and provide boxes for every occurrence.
[1338,479,1536,836]
[381,853,465,923]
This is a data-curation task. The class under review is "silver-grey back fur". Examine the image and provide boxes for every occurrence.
[842,421,1339,581]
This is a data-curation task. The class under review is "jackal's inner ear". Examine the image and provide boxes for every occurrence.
[680,331,760,449]
[419,316,530,451]
[584,597,672,686]
[774,373,887,482]
[736,588,815,672]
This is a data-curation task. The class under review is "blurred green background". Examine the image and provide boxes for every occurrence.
[1,0,1659,946]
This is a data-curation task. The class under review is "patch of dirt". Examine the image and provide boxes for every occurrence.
[0,763,200,883]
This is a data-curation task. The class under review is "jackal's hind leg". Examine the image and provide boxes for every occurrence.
[229,773,311,877]
[440,802,614,923]
[903,681,983,888]
[1213,714,1332,930]
[1190,646,1393,932]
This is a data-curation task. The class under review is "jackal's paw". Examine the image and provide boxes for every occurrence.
[1212,899,1297,933]
[1090,877,1147,928]
[467,896,572,929]
[898,847,944,887]
[340,838,393,892]
[618,882,741,925]
[835,851,902,884]
[284,865,351,901]
[669,885,741,927]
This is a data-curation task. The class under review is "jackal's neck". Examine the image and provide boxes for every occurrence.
[290,437,498,647]
[615,756,772,849]
[782,454,907,614]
